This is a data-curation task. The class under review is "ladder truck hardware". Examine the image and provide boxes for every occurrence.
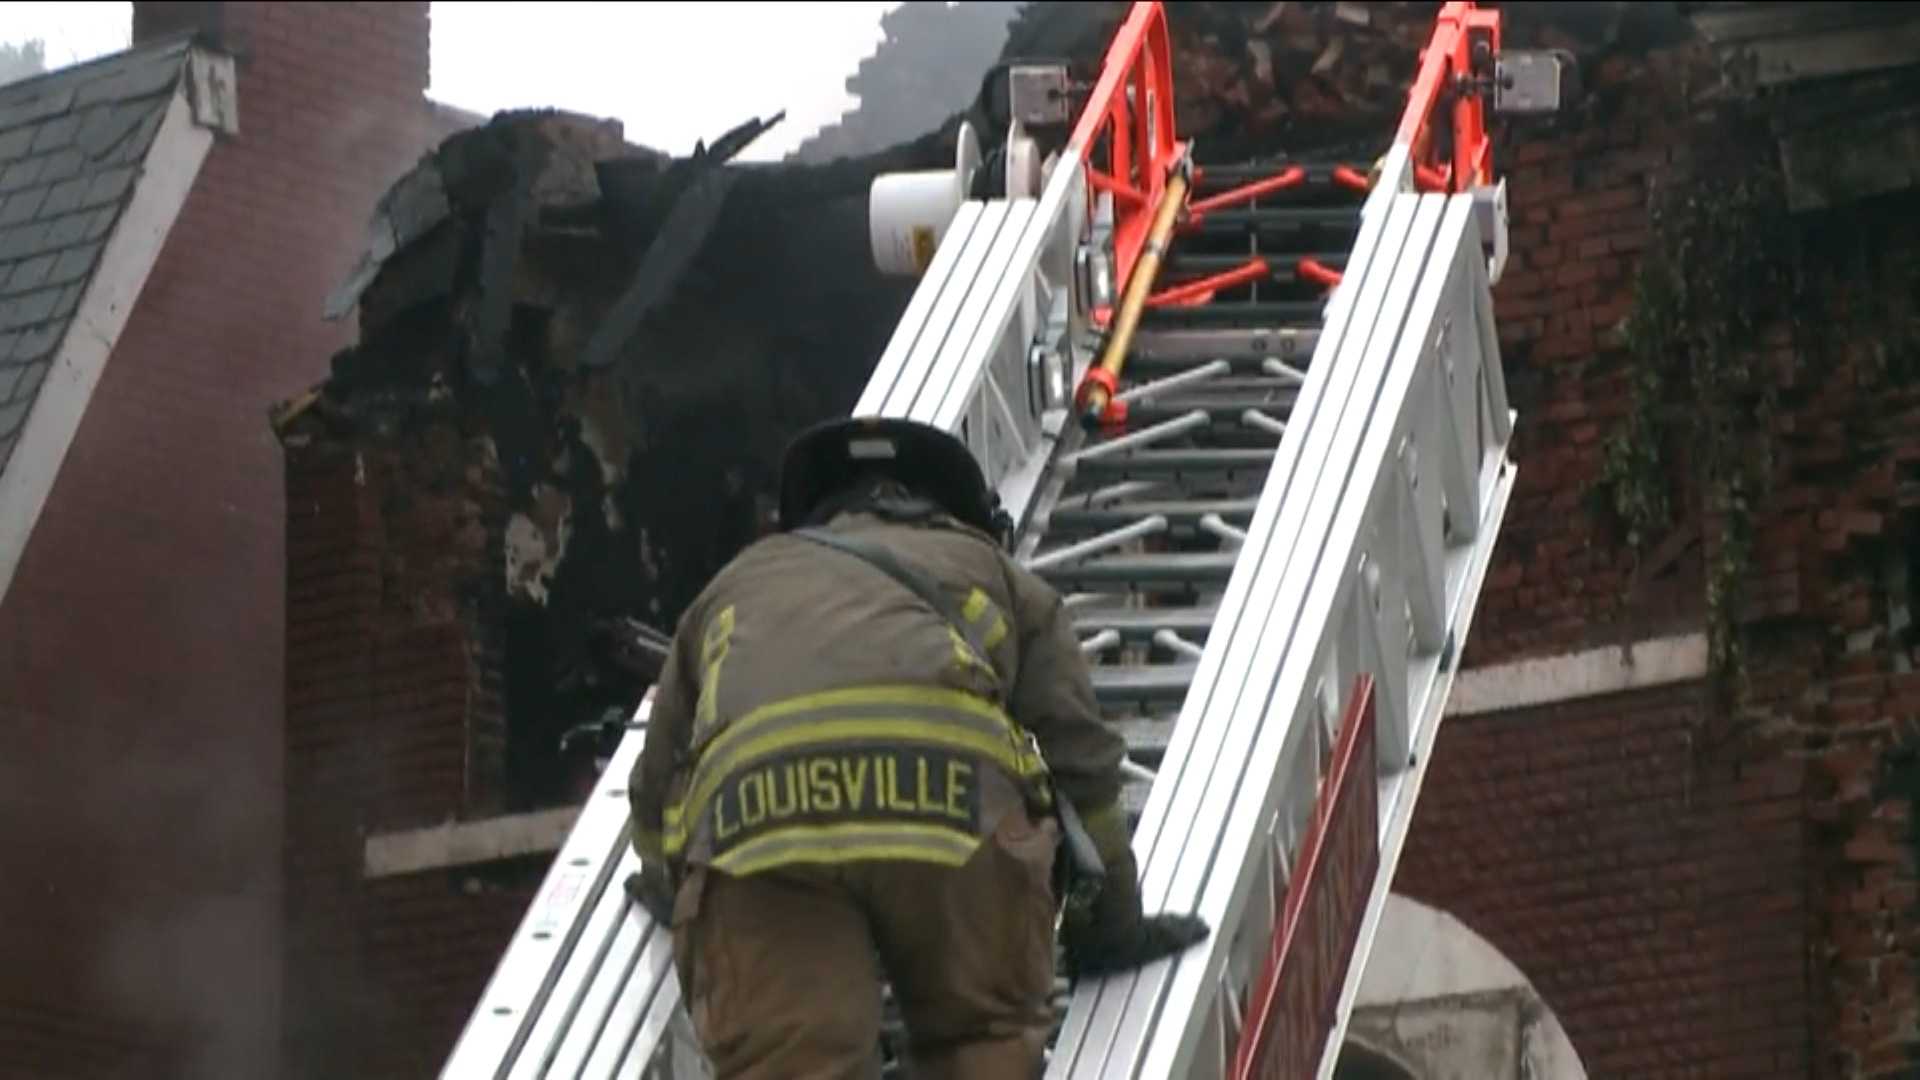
[441,2,1543,1075]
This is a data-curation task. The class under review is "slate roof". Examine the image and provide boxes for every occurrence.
[0,38,197,477]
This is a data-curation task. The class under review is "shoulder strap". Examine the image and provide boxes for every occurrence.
[790,526,996,677]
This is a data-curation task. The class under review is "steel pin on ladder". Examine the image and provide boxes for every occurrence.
[1115,359,1234,405]
[1197,513,1247,547]
[1152,629,1208,661]
[1058,409,1211,468]
[1240,408,1287,438]
[1025,514,1170,572]
[1262,357,1308,384]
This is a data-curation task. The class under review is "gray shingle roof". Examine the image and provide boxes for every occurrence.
[0,38,195,476]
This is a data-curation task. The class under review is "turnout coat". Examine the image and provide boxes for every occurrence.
[629,508,1130,879]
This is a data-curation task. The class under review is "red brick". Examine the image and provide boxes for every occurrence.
[0,2,476,1077]
[1401,676,1812,1077]
[1557,186,1643,220]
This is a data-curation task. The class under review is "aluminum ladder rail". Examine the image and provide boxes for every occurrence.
[439,694,715,1079]
[867,139,1519,1078]
[1044,146,1517,1079]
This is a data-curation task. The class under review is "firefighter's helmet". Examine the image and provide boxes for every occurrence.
[778,416,998,536]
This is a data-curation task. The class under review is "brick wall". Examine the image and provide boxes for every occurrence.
[0,3,468,1076]
[355,858,549,1077]
[1732,227,1920,1077]
[1400,683,1812,1077]
[1462,44,1712,670]
[280,416,517,1076]
[1407,33,1920,1080]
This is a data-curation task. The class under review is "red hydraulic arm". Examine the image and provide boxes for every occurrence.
[1396,1,1503,193]
[1065,0,1503,431]
[1067,1,1182,295]
[1066,1,1187,430]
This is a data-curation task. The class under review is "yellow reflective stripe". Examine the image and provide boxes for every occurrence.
[950,629,983,669]
[962,588,989,622]
[704,702,1020,780]
[699,684,1014,767]
[711,821,978,877]
[661,811,684,856]
[703,605,735,659]
[961,588,1008,652]
[697,605,737,733]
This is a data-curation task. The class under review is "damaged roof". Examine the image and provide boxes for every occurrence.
[0,36,237,600]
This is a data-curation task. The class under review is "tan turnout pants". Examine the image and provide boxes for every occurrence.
[669,808,1061,1080]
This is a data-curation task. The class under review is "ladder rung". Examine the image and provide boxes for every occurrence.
[1075,448,1274,480]
[1051,499,1256,534]
[1190,207,1360,231]
[1126,334,1321,377]
[1073,606,1219,641]
[1140,302,1326,328]
[1120,397,1299,431]
[1117,375,1302,402]
[1167,252,1349,273]
[1091,663,1200,707]
[1036,552,1237,586]
[1192,161,1364,185]
[1130,328,1322,364]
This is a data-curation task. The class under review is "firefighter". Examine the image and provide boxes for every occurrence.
[627,415,1210,1080]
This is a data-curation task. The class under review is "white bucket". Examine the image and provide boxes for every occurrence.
[869,122,981,277]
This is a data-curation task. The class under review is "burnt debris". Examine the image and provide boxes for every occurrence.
[273,107,949,807]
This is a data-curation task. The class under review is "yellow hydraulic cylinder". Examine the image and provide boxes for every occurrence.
[1076,164,1192,430]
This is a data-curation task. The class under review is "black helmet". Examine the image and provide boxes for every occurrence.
[778,416,998,535]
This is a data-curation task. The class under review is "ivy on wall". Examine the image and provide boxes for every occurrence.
[1599,103,1920,711]
[1598,109,1802,704]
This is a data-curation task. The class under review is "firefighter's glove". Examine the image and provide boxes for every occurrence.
[1064,912,1212,978]
[624,862,676,925]
[1059,799,1211,976]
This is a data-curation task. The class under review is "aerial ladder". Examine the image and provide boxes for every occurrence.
[440,3,1563,1076]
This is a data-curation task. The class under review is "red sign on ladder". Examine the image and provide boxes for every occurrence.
[1233,676,1381,1080]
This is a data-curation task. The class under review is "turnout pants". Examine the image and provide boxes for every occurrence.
[670,807,1061,1080]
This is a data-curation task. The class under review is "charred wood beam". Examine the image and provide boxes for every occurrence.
[466,140,543,386]
[579,113,784,372]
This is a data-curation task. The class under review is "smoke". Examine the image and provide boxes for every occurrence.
[91,893,281,1079]
[0,701,283,1077]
